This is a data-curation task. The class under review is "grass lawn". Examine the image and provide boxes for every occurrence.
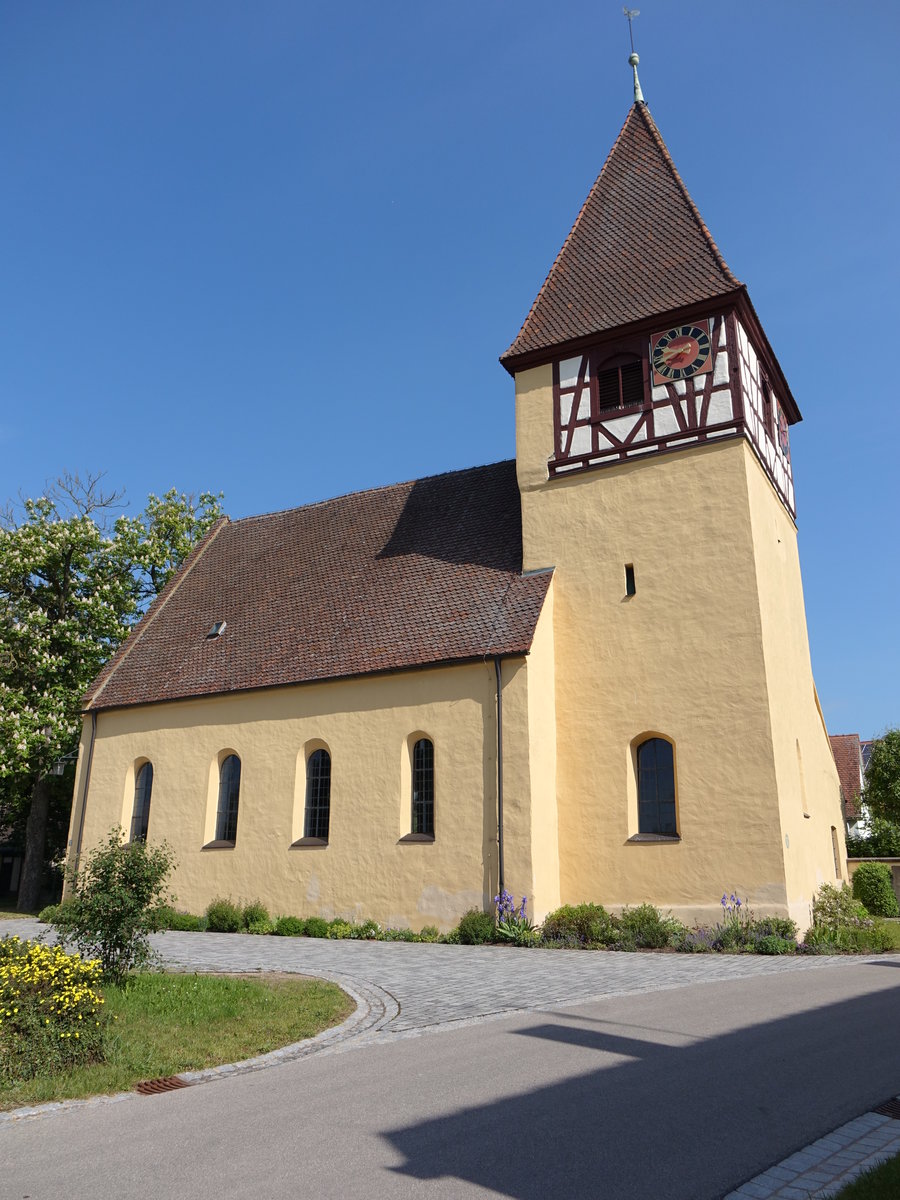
[878,919,900,951]
[831,1153,900,1197]
[1,972,352,1111]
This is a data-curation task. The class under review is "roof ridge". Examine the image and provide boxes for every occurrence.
[230,459,516,525]
[635,104,740,288]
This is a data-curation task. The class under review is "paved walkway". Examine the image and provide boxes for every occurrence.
[2,918,900,1197]
[0,917,876,1040]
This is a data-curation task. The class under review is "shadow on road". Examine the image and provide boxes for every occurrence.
[383,980,900,1200]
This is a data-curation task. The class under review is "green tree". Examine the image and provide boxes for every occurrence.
[55,827,176,983]
[863,730,900,825]
[0,475,224,911]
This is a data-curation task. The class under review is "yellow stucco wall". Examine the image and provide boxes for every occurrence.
[514,362,834,930]
[67,660,547,931]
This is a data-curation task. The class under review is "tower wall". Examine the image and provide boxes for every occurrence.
[516,362,809,926]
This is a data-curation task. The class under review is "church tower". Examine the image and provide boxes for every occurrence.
[502,67,845,928]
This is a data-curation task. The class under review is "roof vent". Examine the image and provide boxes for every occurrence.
[207,621,227,639]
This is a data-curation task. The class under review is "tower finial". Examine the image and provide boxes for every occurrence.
[623,8,645,104]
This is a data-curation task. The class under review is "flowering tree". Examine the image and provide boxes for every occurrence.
[0,474,224,911]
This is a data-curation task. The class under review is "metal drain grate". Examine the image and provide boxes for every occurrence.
[135,1075,192,1096]
[872,1098,900,1120]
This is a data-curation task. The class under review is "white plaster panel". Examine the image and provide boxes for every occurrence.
[560,397,573,426]
[680,400,692,425]
[707,390,733,425]
[559,357,583,388]
[651,384,669,402]
[570,425,591,456]
[736,320,748,360]
[706,428,735,438]
[673,379,687,396]
[653,406,680,437]
[694,397,703,424]
[630,423,647,443]
[669,435,700,446]
[718,319,727,348]
[603,414,640,441]
[693,373,707,392]
[554,462,580,474]
[595,430,613,450]
[713,352,730,386]
[626,445,658,456]
[576,391,591,420]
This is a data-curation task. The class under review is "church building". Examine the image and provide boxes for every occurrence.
[66,64,846,933]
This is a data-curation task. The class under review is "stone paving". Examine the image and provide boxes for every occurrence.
[4,916,899,1198]
[0,917,880,1039]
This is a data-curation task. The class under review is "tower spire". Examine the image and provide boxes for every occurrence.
[623,8,645,104]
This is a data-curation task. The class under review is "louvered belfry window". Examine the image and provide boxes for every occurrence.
[596,359,644,411]
[304,749,331,841]
[215,755,241,843]
[412,738,435,837]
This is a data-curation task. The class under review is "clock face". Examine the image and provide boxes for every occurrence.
[650,323,713,384]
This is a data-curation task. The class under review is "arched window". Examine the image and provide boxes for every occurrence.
[637,738,677,836]
[216,755,241,844]
[130,762,153,843]
[412,738,434,837]
[304,749,331,841]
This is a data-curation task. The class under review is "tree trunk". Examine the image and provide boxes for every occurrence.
[17,775,51,912]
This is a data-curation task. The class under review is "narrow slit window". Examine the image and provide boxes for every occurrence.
[130,762,153,843]
[215,755,241,844]
[412,738,435,837]
[625,564,636,596]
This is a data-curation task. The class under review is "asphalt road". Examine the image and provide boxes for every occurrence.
[4,957,900,1199]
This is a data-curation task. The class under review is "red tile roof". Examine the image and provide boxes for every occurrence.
[84,462,552,712]
[829,733,865,820]
[501,103,741,368]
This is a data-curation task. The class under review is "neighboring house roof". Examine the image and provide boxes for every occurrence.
[830,733,865,820]
[84,461,552,712]
[501,102,742,368]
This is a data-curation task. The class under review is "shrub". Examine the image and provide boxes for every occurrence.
[418,925,441,943]
[846,817,900,859]
[354,919,382,940]
[379,926,418,942]
[851,863,899,918]
[327,920,354,939]
[152,906,203,932]
[304,917,329,938]
[241,900,270,929]
[273,916,307,937]
[0,937,107,1082]
[246,919,275,935]
[748,916,798,942]
[541,903,616,947]
[753,935,796,956]
[457,908,496,945]
[443,927,461,944]
[38,903,62,924]
[55,829,176,984]
[801,923,894,954]
[616,904,682,950]
[204,897,243,933]
[812,882,870,929]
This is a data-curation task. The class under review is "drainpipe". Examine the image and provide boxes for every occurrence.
[71,712,97,884]
[494,657,504,895]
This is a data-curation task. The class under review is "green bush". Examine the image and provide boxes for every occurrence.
[379,926,418,941]
[55,829,176,984]
[748,916,798,942]
[153,906,203,932]
[418,925,441,943]
[753,935,796,955]
[241,900,270,929]
[246,919,275,935]
[0,937,107,1082]
[812,882,870,930]
[354,919,382,940]
[846,816,900,858]
[327,920,354,939]
[802,922,894,954]
[37,903,62,924]
[304,917,329,938]
[541,903,616,947]
[851,863,899,918]
[457,908,496,945]
[204,897,243,933]
[616,904,682,949]
[273,916,307,937]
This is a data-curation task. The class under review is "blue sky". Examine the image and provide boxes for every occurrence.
[2,2,897,738]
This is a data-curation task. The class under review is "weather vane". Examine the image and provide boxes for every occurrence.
[623,7,640,54]
[623,7,644,104]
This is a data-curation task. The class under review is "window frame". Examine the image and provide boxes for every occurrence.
[632,736,679,841]
[129,761,153,844]
[408,736,435,841]
[302,748,331,843]
[214,754,241,845]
